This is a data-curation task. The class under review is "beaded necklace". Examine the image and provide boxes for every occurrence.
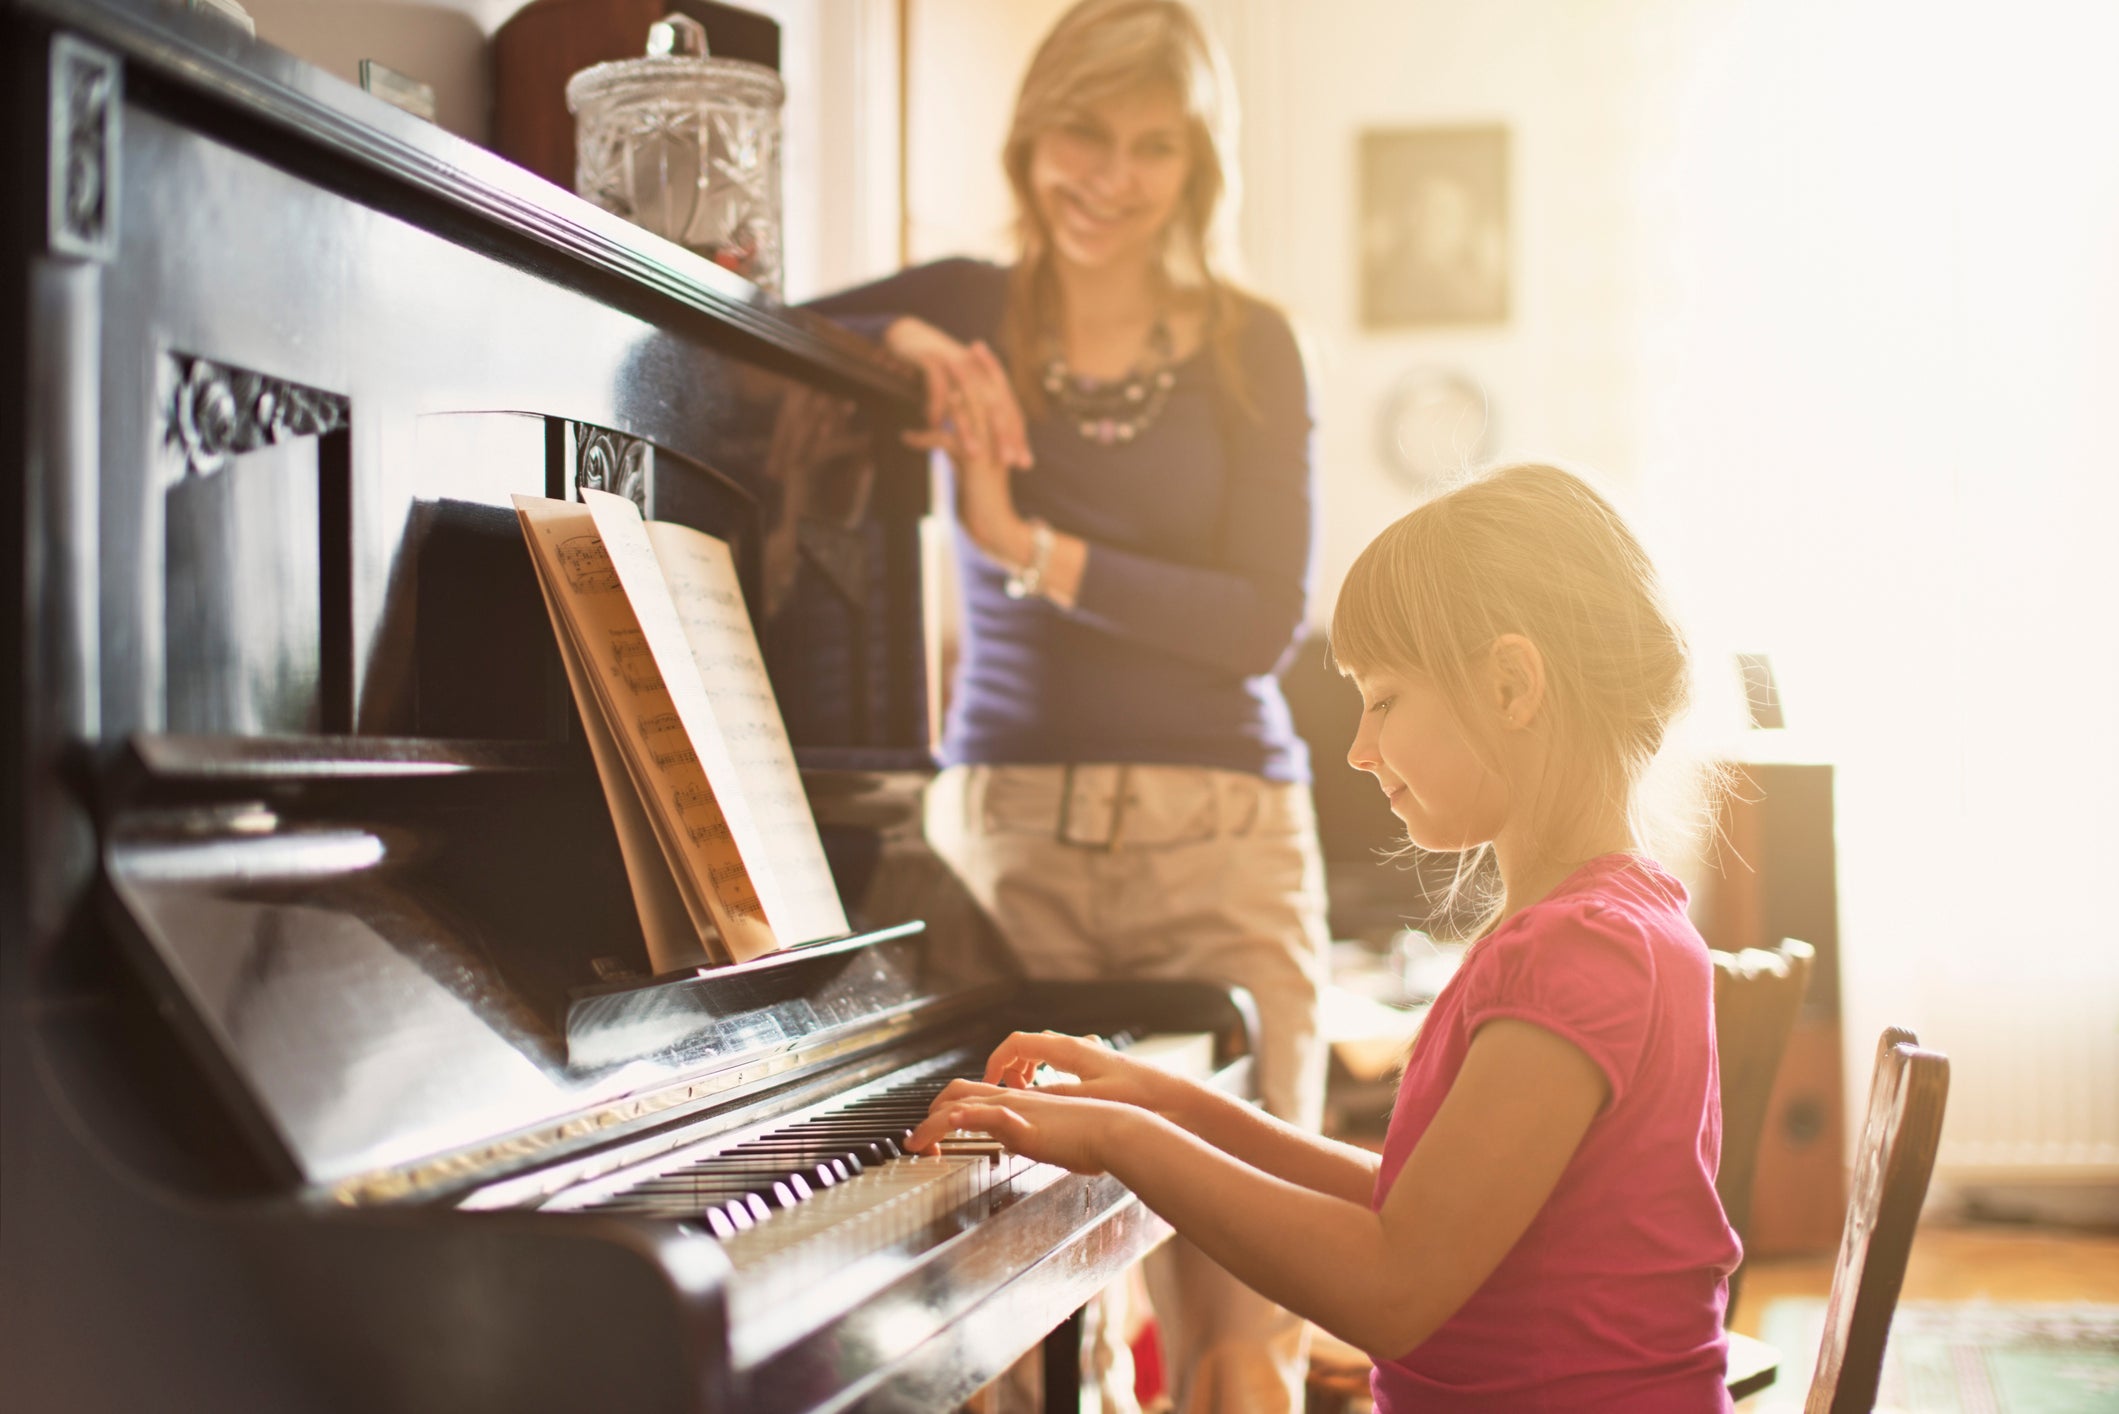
[1039,318,1179,447]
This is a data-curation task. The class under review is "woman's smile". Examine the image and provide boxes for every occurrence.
[1050,184,1153,249]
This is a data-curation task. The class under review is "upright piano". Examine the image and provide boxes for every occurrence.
[0,2,1257,1409]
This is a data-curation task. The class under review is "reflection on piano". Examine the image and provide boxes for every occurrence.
[0,3,1258,1410]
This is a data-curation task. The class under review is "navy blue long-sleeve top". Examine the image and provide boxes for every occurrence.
[813,258,1316,783]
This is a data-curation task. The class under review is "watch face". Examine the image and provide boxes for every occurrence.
[1380,369,1490,491]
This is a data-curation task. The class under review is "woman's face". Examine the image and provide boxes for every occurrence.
[1028,85,1193,273]
[1345,665,1510,853]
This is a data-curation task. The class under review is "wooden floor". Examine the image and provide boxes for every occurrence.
[1727,1219,2119,1409]
[1731,1218,2119,1334]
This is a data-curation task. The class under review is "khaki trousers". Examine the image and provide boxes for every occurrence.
[927,763,1330,1414]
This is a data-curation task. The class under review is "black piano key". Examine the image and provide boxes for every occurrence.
[720,1145,863,1181]
[657,1190,771,1226]
[603,1193,763,1232]
[768,1131,906,1163]
[788,1120,919,1143]
[627,1176,800,1212]
[640,1159,835,1193]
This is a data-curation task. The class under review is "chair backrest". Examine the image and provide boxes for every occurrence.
[1804,1028,1950,1414]
[1711,937,1815,1318]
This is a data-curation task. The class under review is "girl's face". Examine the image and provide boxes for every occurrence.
[1346,665,1511,853]
[1028,86,1192,272]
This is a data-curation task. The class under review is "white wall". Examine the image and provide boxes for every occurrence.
[1625,0,2119,1186]
[903,0,1072,262]
[242,0,491,141]
[1209,0,1673,614]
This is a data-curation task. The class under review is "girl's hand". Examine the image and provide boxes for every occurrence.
[979,1030,1198,1121]
[884,317,1032,471]
[908,1083,1143,1176]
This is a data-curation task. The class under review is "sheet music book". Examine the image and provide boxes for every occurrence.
[514,489,849,970]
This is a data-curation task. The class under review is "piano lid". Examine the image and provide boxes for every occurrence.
[100,737,969,1203]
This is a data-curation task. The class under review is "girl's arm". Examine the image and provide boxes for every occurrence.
[912,1018,1606,1359]
[960,1030,1378,1204]
[1167,1084,1382,1206]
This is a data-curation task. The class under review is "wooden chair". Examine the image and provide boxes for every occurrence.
[1725,1027,1951,1409]
[1796,1027,1950,1412]
[1712,938,1816,1323]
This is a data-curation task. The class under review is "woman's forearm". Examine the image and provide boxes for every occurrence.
[1165,1081,1379,1205]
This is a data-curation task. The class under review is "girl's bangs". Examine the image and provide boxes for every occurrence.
[1328,529,1427,680]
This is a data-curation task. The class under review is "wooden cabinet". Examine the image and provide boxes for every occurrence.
[1696,758,1848,1256]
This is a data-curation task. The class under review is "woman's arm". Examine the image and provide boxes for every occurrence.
[946,304,1316,672]
[913,1019,1606,1359]
[806,259,1029,469]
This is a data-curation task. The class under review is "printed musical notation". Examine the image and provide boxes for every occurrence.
[557,534,620,594]
[637,712,698,767]
[609,629,664,694]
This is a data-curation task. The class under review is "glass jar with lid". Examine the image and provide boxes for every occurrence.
[566,14,785,295]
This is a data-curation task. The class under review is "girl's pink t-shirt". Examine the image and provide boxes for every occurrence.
[1371,854,1740,1413]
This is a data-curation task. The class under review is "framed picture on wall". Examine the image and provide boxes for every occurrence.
[1359,125,1510,328]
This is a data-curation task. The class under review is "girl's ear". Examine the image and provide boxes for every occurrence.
[1487,634,1547,732]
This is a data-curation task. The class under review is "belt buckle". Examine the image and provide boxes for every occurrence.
[1057,764,1131,851]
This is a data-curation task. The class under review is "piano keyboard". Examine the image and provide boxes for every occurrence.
[547,1033,1214,1355]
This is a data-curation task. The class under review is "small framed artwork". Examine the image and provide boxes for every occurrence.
[1359,126,1510,329]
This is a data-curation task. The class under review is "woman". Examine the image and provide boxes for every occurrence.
[814,4,1325,1409]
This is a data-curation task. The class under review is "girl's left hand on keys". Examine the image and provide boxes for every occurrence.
[908,1081,1134,1176]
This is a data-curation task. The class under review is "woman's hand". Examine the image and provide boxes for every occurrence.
[922,376,1041,576]
[884,317,1032,471]
[908,1082,1148,1176]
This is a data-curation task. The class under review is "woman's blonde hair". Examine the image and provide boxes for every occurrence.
[999,0,1254,417]
[1330,464,1713,932]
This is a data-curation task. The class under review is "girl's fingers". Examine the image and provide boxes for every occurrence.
[931,1078,1003,1107]
[991,1057,1038,1089]
[984,1030,1109,1085]
[909,1101,1014,1154]
[983,1032,1065,1084]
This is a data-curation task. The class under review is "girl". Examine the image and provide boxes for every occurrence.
[815,3,1327,1407]
[911,464,1741,1412]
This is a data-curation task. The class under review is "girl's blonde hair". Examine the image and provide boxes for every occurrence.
[999,0,1254,417]
[1330,464,1711,932]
